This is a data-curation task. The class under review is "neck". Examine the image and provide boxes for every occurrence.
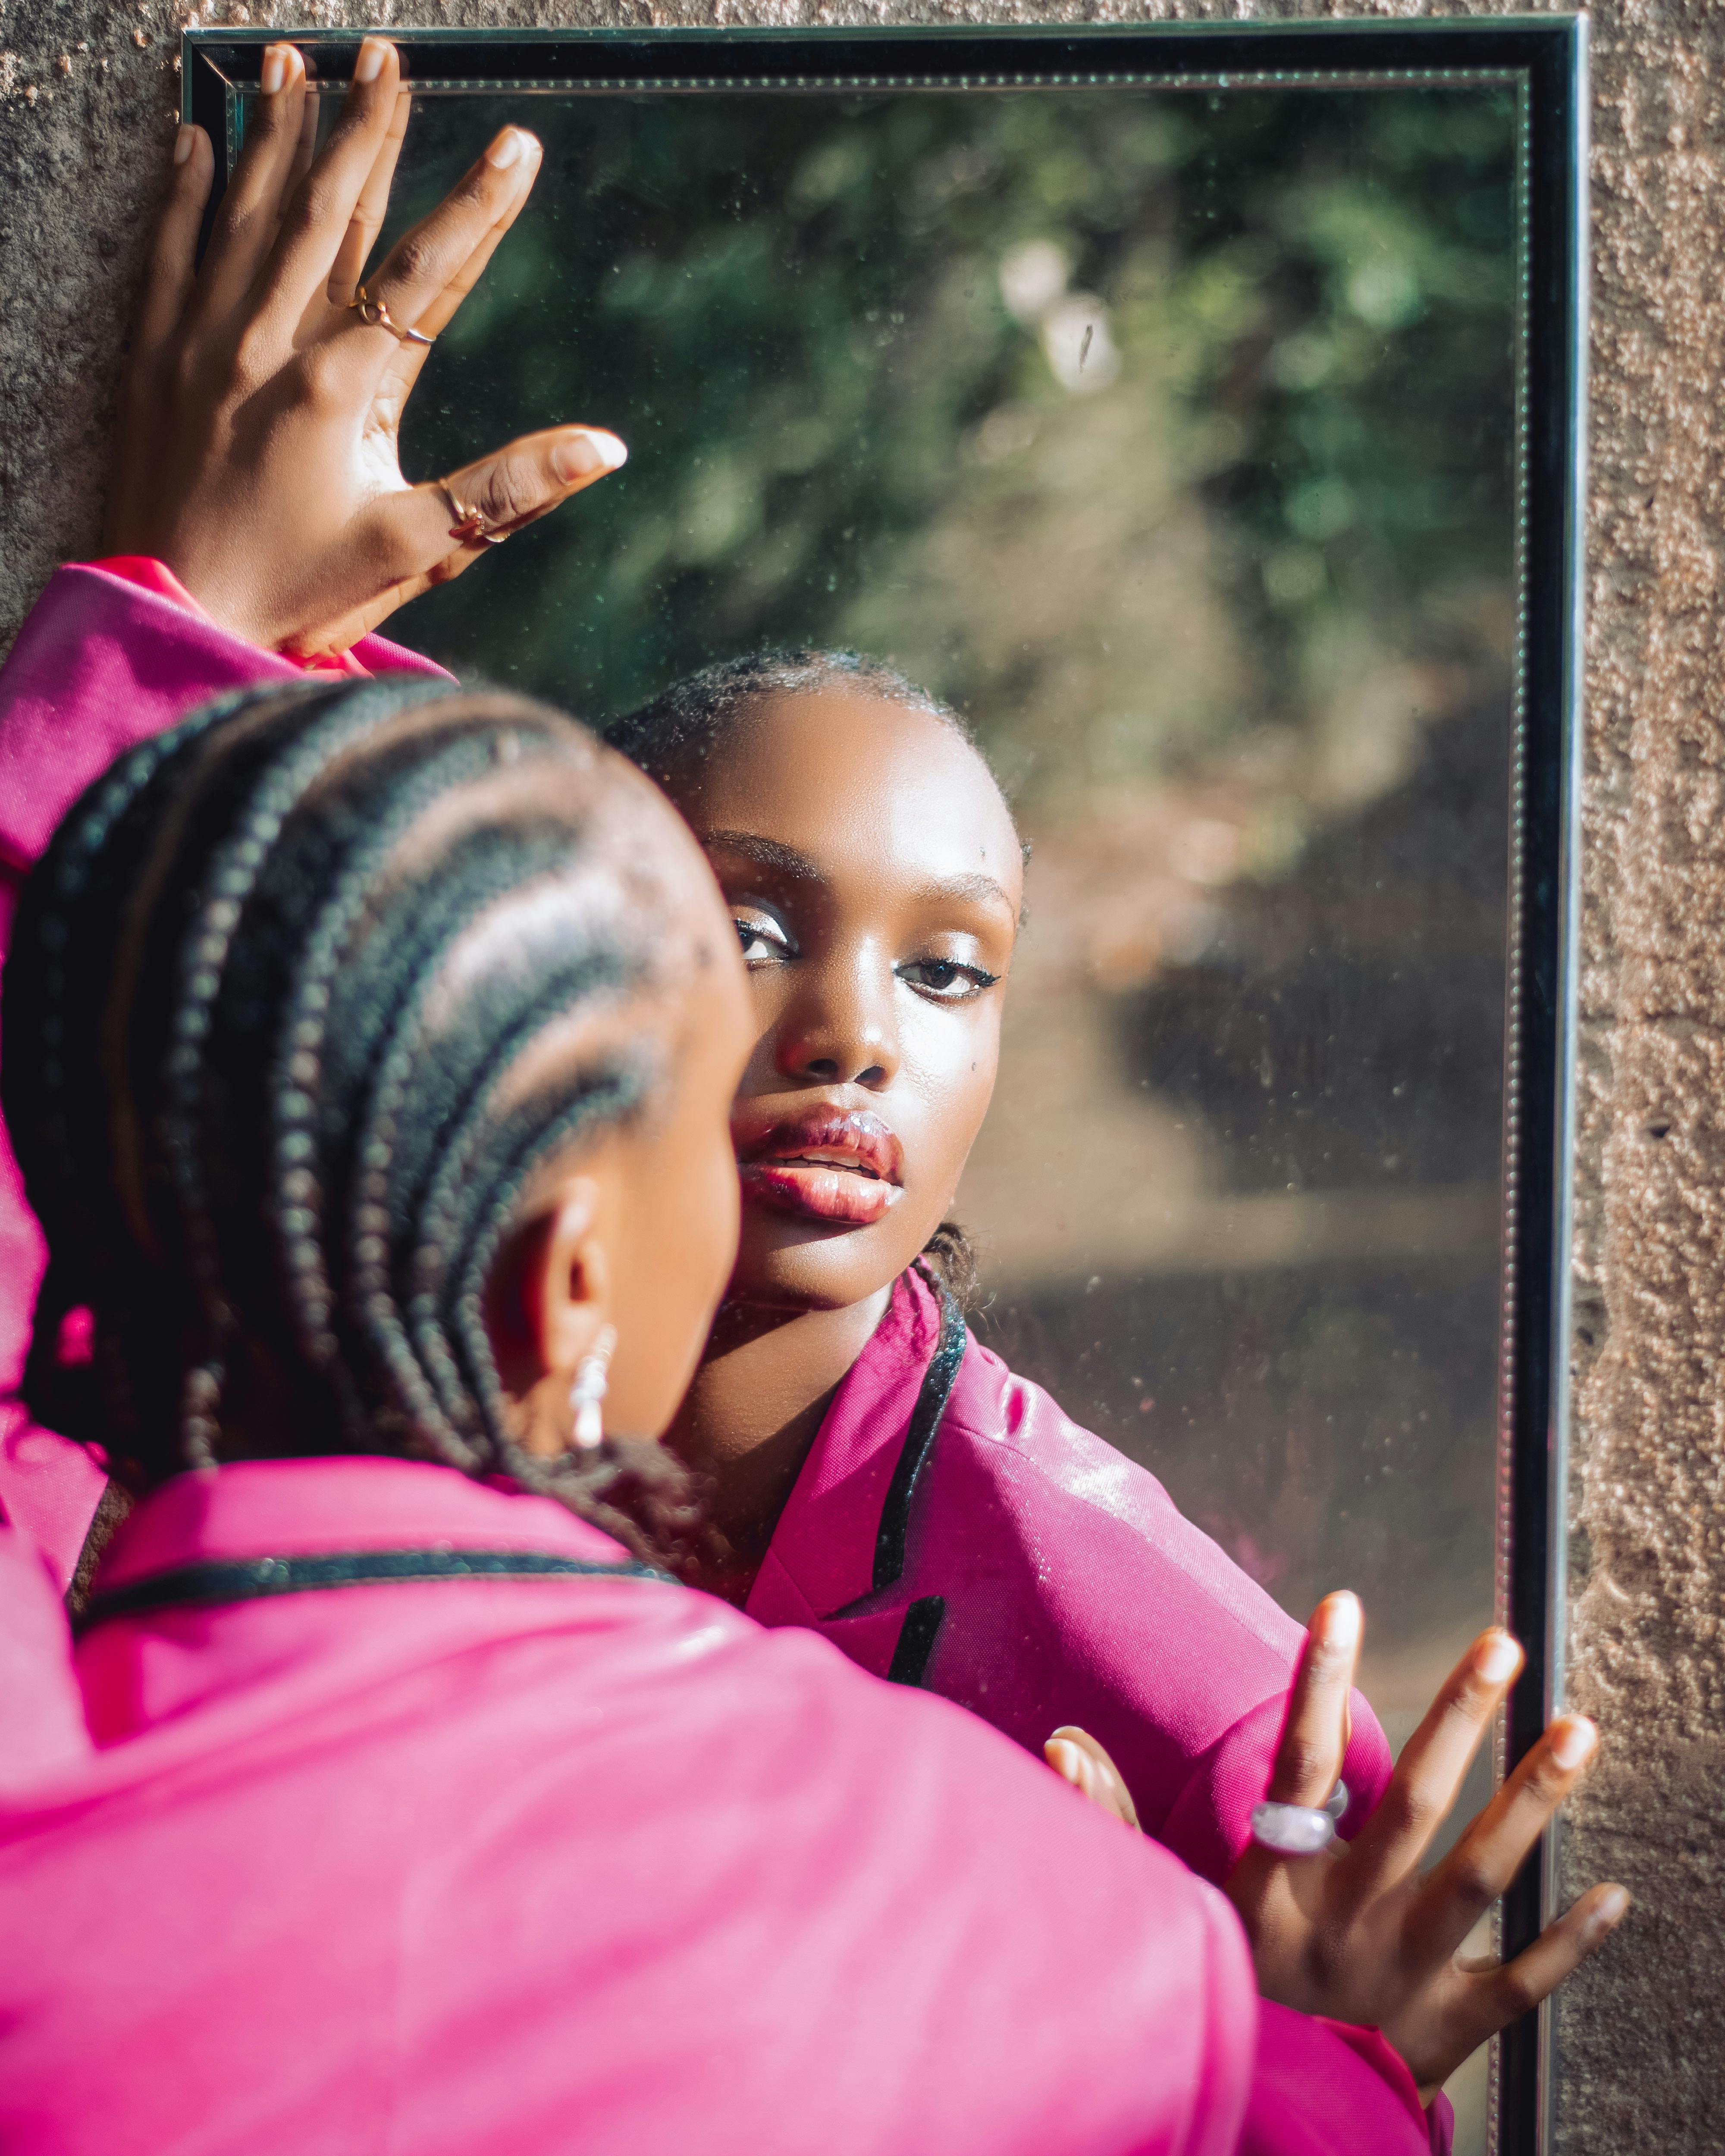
[668,1286,893,1602]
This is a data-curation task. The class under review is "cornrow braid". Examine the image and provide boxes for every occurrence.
[340,826,590,1464]
[606,647,997,1310]
[3,679,702,1563]
[6,680,336,1463]
[266,736,532,1432]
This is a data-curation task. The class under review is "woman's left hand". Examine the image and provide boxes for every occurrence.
[106,36,624,660]
[1044,1727,1140,1828]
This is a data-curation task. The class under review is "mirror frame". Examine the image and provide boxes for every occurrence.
[183,20,1588,2149]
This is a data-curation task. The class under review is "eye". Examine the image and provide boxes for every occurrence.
[733,911,794,968]
[897,957,1001,1003]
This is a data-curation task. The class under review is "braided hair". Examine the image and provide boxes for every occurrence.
[3,675,703,1562]
[608,649,999,1311]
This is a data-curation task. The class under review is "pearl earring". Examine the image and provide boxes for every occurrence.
[570,1325,617,1451]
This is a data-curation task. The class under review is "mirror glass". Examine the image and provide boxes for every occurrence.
[247,65,1522,2150]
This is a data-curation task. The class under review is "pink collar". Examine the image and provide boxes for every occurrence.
[95,1455,630,1593]
[91,558,372,678]
[747,1268,959,1620]
[74,1458,667,1758]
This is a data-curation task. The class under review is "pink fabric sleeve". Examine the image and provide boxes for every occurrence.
[0,1528,94,1791]
[91,557,374,680]
[1239,2006,1443,2156]
[0,563,449,1585]
[1161,1686,1395,1885]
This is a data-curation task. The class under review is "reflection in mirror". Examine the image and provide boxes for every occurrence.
[238,61,1531,2152]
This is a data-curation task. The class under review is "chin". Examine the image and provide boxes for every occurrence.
[728,1209,915,1315]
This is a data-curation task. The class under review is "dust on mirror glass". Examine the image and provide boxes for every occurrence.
[282,75,1514,2142]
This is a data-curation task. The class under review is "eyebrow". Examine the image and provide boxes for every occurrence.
[925,870,1016,914]
[700,830,819,880]
[702,830,1015,918]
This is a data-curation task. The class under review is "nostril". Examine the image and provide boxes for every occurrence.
[803,1058,839,1083]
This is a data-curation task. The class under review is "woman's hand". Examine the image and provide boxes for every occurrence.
[1226,1592,1627,2096]
[1045,1594,1628,2099]
[106,36,624,659]
[1044,1727,1140,1829]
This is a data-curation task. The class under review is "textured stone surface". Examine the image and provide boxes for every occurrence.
[3,0,1722,2142]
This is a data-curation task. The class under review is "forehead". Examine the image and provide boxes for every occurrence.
[683,688,1022,900]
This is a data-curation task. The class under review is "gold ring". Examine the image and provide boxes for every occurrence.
[441,482,511,548]
[348,283,434,348]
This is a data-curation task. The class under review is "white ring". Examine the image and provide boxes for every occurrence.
[1250,1799,1338,1856]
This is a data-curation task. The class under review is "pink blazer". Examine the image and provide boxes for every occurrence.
[0,1455,1439,2154]
[748,1266,1394,1884]
[0,563,446,1585]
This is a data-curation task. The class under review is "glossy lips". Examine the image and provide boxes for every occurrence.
[736,1106,904,1227]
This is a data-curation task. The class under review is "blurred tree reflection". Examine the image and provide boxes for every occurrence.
[393,84,1514,844]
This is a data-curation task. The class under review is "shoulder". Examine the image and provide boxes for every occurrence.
[0,1573,1260,2156]
[0,1528,91,1789]
[952,1338,1169,1492]
[0,565,299,875]
[933,1335,1299,1649]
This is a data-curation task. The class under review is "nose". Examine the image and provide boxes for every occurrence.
[773,945,900,1090]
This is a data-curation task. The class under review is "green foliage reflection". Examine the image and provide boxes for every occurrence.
[386,84,1513,829]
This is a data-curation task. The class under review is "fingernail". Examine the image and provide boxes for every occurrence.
[1477,1631,1521,1685]
[173,122,196,166]
[1320,1592,1361,1651]
[1046,1739,1082,1788]
[260,44,288,96]
[354,36,389,85]
[553,431,627,482]
[1550,1715,1597,1772]
[486,126,529,172]
[1591,1885,1630,1934]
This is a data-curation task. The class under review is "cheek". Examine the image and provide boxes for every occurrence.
[738,969,791,1076]
[900,1011,1001,1178]
[641,1108,737,1285]
[705,1141,742,1291]
[744,966,781,1014]
[675,1109,742,1300]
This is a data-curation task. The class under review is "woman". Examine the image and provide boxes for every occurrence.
[0,659,1363,2154]
[605,652,1391,1887]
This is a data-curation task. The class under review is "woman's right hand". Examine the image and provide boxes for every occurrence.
[1048,1596,1629,2101]
[1226,1593,1627,2099]
[106,36,625,659]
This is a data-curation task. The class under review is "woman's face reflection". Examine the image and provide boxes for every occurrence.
[662,688,1022,1314]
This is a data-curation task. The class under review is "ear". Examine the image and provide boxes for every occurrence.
[528,1175,614,1382]
[486,1172,612,1408]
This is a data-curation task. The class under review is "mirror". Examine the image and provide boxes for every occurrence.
[188,25,1585,2152]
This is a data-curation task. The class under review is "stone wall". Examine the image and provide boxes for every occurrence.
[2,0,1719,2143]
